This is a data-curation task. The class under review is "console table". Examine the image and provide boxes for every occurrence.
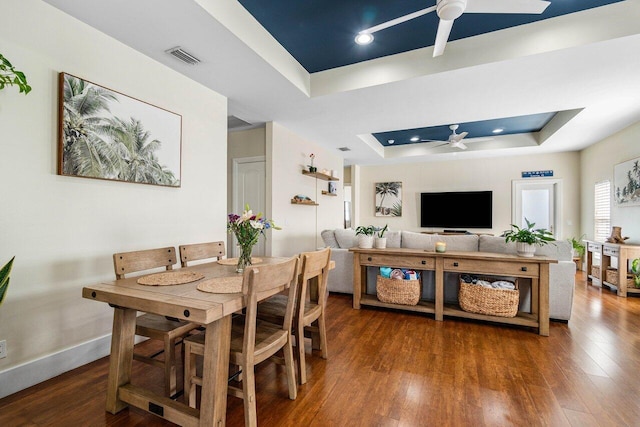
[586,240,640,297]
[351,248,556,336]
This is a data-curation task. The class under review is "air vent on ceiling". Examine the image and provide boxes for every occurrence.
[228,115,253,130]
[165,46,200,65]
[337,147,351,152]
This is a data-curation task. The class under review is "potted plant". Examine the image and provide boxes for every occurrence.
[0,257,15,307]
[632,258,640,289]
[355,225,375,249]
[568,234,586,259]
[374,224,388,249]
[503,218,555,257]
[307,153,316,172]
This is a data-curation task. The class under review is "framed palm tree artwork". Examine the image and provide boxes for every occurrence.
[614,156,640,206]
[375,182,402,217]
[57,73,182,187]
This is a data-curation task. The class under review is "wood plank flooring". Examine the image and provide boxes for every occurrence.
[2,272,640,426]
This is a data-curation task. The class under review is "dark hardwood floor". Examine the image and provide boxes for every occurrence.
[2,272,640,426]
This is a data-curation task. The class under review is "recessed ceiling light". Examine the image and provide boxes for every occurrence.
[410,136,420,142]
[355,32,374,45]
[387,139,395,144]
[492,128,504,134]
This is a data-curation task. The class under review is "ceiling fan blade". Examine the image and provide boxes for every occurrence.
[451,141,468,150]
[465,0,550,14]
[433,19,454,57]
[360,6,437,34]
[452,131,468,142]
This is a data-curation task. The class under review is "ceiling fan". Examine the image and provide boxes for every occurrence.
[419,124,492,150]
[355,0,551,57]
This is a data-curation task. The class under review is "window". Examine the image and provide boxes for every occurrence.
[594,180,611,242]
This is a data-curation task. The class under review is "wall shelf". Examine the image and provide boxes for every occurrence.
[302,170,339,181]
[291,199,318,206]
[321,190,337,197]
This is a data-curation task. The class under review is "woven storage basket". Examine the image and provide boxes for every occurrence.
[376,276,420,306]
[591,265,601,277]
[458,277,519,318]
[605,268,634,287]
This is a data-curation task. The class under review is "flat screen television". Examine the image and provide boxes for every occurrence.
[420,191,492,229]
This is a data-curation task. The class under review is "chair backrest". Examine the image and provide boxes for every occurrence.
[298,247,332,307]
[242,257,299,354]
[113,247,177,279]
[179,241,226,267]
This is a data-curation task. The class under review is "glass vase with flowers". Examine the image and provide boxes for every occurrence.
[227,205,280,272]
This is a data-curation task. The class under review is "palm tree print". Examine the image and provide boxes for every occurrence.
[375,182,402,216]
[61,74,180,186]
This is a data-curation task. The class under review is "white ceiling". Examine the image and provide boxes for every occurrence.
[43,0,640,166]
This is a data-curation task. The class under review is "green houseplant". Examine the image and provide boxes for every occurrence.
[355,225,375,249]
[0,53,31,94]
[504,218,555,257]
[632,258,640,289]
[374,224,388,249]
[0,257,15,306]
[568,234,586,259]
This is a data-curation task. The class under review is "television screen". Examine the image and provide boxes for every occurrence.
[420,191,492,229]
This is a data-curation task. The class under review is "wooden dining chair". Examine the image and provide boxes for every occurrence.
[179,241,225,267]
[183,257,299,426]
[113,246,198,398]
[257,247,331,384]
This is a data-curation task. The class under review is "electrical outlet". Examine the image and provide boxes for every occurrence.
[0,340,6,359]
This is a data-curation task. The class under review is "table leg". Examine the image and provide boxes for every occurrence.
[435,257,443,321]
[199,315,232,427]
[538,263,550,336]
[618,253,628,297]
[353,254,361,309]
[530,278,539,317]
[106,307,136,414]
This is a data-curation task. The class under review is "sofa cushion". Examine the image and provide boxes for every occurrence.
[401,231,438,250]
[479,235,517,255]
[385,230,402,248]
[536,240,572,261]
[321,230,339,248]
[335,228,357,249]
[434,234,479,252]
[479,235,572,261]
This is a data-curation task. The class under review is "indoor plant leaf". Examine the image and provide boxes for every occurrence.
[0,256,15,306]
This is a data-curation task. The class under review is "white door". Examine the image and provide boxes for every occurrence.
[232,157,266,257]
[512,180,561,238]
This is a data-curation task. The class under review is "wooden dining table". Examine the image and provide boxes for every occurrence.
[83,257,290,427]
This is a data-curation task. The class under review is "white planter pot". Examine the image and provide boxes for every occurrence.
[358,235,374,249]
[374,237,387,249]
[516,242,536,257]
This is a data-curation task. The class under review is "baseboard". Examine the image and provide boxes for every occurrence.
[0,335,113,399]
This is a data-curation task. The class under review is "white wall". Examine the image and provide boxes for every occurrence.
[0,0,227,397]
[580,121,640,244]
[267,122,343,256]
[356,152,581,238]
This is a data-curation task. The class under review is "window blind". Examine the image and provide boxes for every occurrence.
[594,180,611,242]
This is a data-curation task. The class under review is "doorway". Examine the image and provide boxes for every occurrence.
[512,179,562,238]
[232,156,266,256]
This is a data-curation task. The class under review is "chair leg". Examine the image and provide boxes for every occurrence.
[242,364,257,427]
[183,341,197,408]
[165,337,177,397]
[295,323,307,385]
[317,313,328,360]
[283,337,298,400]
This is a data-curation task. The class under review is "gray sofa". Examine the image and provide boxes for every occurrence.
[321,229,576,321]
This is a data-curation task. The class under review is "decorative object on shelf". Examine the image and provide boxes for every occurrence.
[291,194,317,205]
[503,218,554,257]
[435,241,446,253]
[568,235,586,258]
[374,224,388,249]
[328,181,337,194]
[227,205,280,273]
[307,153,316,172]
[375,182,402,217]
[614,157,640,206]
[58,73,182,187]
[605,226,629,244]
[355,225,375,248]
[632,258,640,288]
[0,53,31,94]
[0,256,15,307]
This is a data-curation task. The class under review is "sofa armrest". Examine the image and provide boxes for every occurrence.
[326,248,354,294]
[548,261,576,321]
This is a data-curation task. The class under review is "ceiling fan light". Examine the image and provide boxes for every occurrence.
[492,128,504,134]
[355,32,374,45]
[436,0,467,21]
[410,136,420,142]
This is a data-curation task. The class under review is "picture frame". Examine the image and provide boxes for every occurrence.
[614,157,640,206]
[58,72,182,187]
[328,181,337,194]
[375,182,402,217]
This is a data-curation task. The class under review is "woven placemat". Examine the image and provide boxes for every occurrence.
[197,276,243,294]
[137,271,205,286]
[217,257,263,266]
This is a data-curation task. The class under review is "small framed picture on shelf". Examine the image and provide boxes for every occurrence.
[328,181,337,194]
